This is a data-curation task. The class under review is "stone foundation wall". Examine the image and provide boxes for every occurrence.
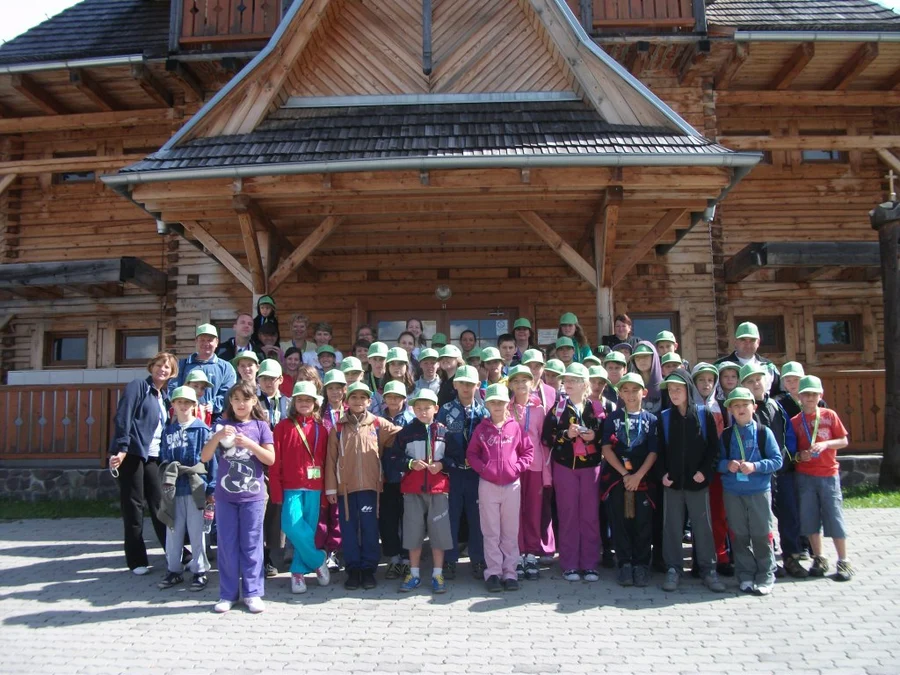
[838,455,882,488]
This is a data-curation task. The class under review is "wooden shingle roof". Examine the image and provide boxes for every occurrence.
[706,0,900,31]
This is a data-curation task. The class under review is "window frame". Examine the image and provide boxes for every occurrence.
[629,311,681,347]
[734,315,786,354]
[814,314,863,353]
[799,129,847,164]
[115,330,161,366]
[45,331,89,368]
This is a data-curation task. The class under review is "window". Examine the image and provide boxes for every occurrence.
[735,316,785,353]
[116,331,160,365]
[45,332,88,367]
[800,130,846,164]
[815,315,862,352]
[630,312,680,346]
[52,171,96,185]
[215,323,236,345]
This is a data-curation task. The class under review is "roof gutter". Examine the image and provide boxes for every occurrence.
[0,54,145,74]
[734,30,900,42]
[101,151,762,188]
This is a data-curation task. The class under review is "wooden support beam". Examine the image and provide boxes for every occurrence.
[131,64,173,108]
[268,215,343,292]
[625,42,650,76]
[0,108,174,134]
[180,220,253,291]
[718,135,900,151]
[10,74,68,115]
[518,211,597,289]
[0,154,146,176]
[877,149,900,175]
[714,43,749,90]
[677,43,707,86]
[577,186,623,260]
[0,173,17,196]
[724,241,881,283]
[716,89,900,107]
[773,266,838,283]
[767,43,815,90]
[0,257,166,295]
[881,65,900,91]
[824,43,879,91]
[165,59,204,102]
[68,69,118,112]
[593,189,621,337]
[611,209,685,287]
[0,314,13,331]
[236,205,267,294]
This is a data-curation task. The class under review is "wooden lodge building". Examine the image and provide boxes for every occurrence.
[0,0,896,462]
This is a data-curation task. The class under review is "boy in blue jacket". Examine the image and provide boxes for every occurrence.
[719,387,783,596]
[158,387,215,592]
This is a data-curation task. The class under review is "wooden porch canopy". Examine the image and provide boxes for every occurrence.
[724,241,882,283]
[0,257,167,299]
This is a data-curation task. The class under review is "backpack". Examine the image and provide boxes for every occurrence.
[721,424,768,460]
[661,405,708,445]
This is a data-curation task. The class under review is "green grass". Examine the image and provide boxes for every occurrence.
[0,498,120,520]
[842,484,900,509]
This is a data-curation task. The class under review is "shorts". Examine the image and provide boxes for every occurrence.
[402,493,452,551]
[797,472,847,539]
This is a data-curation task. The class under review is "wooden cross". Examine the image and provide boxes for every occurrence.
[887,169,898,201]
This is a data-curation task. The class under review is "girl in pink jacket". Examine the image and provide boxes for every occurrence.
[467,383,534,593]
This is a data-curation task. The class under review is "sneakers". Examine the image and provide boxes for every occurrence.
[291,573,308,594]
[617,565,634,587]
[754,584,773,597]
[516,558,526,580]
[662,568,679,592]
[471,561,487,580]
[785,556,810,579]
[774,565,786,579]
[213,599,234,613]
[583,569,600,582]
[563,569,581,582]
[716,561,735,577]
[486,574,503,592]
[633,565,650,587]
[326,552,341,572]
[264,563,278,578]
[835,560,855,582]
[443,561,457,580]
[132,566,151,576]
[362,569,377,590]
[189,574,208,592]
[344,569,362,590]
[704,571,726,593]
[504,578,519,591]
[157,572,184,589]
[809,555,830,578]
[739,581,755,594]
[523,554,540,581]
[399,574,421,592]
[399,562,411,579]
[316,559,331,587]
[244,597,265,613]
[431,574,447,594]
[385,562,403,580]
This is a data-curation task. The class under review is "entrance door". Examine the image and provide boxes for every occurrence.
[371,308,517,349]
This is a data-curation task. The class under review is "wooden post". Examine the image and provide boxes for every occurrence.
[593,187,621,342]
[869,174,900,489]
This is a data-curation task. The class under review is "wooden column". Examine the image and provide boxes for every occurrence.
[593,187,622,341]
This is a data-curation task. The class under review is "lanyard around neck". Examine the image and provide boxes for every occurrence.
[734,425,749,461]
[801,408,821,445]
[293,419,319,463]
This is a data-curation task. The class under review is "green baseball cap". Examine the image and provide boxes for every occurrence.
[603,351,628,367]
[316,344,336,356]
[439,345,462,360]
[484,383,510,404]
[513,318,532,330]
[781,361,805,379]
[654,330,677,345]
[522,349,544,365]
[481,346,502,363]
[232,351,260,369]
[258,359,283,379]
[630,343,655,360]
[559,312,578,325]
[453,365,480,384]
[346,381,372,398]
[408,388,439,405]
[735,321,760,340]
[367,341,389,359]
[323,370,347,387]
[659,373,690,390]
[544,359,565,376]
[660,352,682,367]
[588,365,609,382]
[466,347,482,362]
[382,381,408,398]
[583,354,602,367]
[724,387,756,407]
[185,369,211,386]
[431,333,448,347]
[340,356,363,373]
[385,347,409,364]
[170,386,198,403]
[418,348,439,362]
[691,362,718,381]
[617,372,647,390]
[563,363,590,380]
[555,337,575,350]
[196,323,218,338]
[257,295,276,308]
[798,375,824,395]
[739,362,768,383]
[507,364,533,381]
[717,361,741,375]
[291,380,322,405]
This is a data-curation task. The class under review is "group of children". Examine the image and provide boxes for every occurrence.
[150,314,855,613]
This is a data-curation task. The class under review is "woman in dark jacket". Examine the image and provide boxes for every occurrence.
[109,352,178,574]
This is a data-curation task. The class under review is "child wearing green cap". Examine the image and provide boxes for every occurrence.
[543,358,565,394]
[478,347,508,400]
[718,387,782,595]
[415,348,442,395]
[523,349,558,413]
[436,345,466,407]
[588,365,617,569]
[629,342,663,414]
[557,312,592,363]
[602,352,627,403]
[364,342,389,395]
[384,347,416,395]
[252,295,280,349]
[317,370,346,572]
[303,323,343,370]
[554,337,577,369]
[790,375,853,581]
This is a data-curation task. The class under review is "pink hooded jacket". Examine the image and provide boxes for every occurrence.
[508,393,552,486]
[466,417,534,486]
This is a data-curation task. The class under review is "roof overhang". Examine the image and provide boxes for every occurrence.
[0,257,167,299]
[724,241,882,283]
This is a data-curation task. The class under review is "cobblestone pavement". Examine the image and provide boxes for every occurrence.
[0,509,898,675]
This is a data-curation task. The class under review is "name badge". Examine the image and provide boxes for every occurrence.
[735,472,750,482]
[307,466,322,480]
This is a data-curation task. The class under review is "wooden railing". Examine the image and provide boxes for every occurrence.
[178,0,284,46]
[820,370,885,453]
[587,0,698,30]
[0,385,125,464]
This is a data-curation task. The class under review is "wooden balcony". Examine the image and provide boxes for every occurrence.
[566,0,703,33]
[175,0,284,47]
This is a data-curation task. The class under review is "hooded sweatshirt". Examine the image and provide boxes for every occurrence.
[753,395,797,474]
[718,420,782,495]
[509,393,550,485]
[380,405,416,483]
[159,417,214,496]
[467,417,534,486]
[324,410,401,499]
[437,398,488,470]
[541,395,604,470]
[392,419,451,495]
[270,415,328,502]
[629,340,663,413]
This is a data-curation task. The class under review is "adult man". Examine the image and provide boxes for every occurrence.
[281,313,317,354]
[169,324,237,418]
[215,313,264,363]
[715,322,781,396]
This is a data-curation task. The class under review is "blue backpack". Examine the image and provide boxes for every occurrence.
[661,405,709,445]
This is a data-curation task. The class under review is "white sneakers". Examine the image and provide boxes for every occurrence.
[316,560,331,587]
[213,599,233,613]
[131,566,151,576]
[291,573,308,594]
[244,597,265,613]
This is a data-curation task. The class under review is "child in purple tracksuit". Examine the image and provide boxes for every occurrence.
[201,382,275,614]
[467,383,533,592]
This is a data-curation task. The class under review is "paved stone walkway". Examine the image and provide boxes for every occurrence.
[0,509,898,674]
